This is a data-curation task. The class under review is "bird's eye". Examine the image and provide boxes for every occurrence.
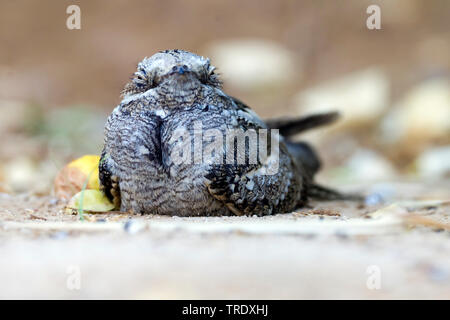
[200,65,215,84]
[134,69,156,90]
[121,69,155,96]
[200,71,209,84]
[202,65,221,88]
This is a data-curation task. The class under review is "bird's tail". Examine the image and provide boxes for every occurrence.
[266,112,339,176]
[265,111,339,137]
[306,183,363,201]
[266,111,364,201]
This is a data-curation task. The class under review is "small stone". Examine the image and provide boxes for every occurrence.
[50,231,68,240]
[124,219,145,234]
[48,198,59,206]
[2,157,38,193]
[205,39,299,90]
[365,193,384,206]
[365,183,397,206]
[339,149,397,182]
[415,145,450,178]
[379,78,450,152]
[294,68,389,130]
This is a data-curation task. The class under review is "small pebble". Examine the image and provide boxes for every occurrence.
[48,198,59,206]
[124,219,144,234]
[335,231,349,239]
[50,231,68,240]
[365,193,385,206]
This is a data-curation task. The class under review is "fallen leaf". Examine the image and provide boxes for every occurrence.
[65,189,115,214]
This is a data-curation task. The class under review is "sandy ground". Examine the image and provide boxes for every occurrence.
[0,180,449,299]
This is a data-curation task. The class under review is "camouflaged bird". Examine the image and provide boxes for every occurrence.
[99,49,356,216]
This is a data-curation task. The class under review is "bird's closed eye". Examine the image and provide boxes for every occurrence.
[121,70,155,96]
[202,66,221,87]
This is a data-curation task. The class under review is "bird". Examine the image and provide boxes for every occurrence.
[99,49,358,216]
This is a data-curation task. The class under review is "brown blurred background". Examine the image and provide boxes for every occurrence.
[0,0,449,194]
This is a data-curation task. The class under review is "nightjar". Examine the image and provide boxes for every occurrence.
[99,49,356,216]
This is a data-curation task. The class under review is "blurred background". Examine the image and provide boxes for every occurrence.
[0,0,449,195]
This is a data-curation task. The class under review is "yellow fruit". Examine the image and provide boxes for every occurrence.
[67,155,100,190]
[65,189,115,214]
[54,155,101,200]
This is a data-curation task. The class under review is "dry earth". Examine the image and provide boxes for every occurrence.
[0,180,449,299]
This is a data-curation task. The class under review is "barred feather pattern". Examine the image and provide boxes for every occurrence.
[99,50,345,216]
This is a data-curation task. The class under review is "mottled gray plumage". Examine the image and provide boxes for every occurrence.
[99,49,354,216]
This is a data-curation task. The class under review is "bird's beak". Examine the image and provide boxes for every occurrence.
[172,65,189,75]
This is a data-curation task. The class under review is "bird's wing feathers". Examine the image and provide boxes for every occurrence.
[99,150,121,210]
[204,97,298,216]
[230,96,268,129]
[232,96,339,137]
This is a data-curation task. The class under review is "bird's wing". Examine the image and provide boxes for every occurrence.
[204,97,301,216]
[231,96,341,176]
[231,96,339,137]
[230,96,268,128]
[99,150,121,210]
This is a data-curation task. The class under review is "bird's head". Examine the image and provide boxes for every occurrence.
[121,49,221,98]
